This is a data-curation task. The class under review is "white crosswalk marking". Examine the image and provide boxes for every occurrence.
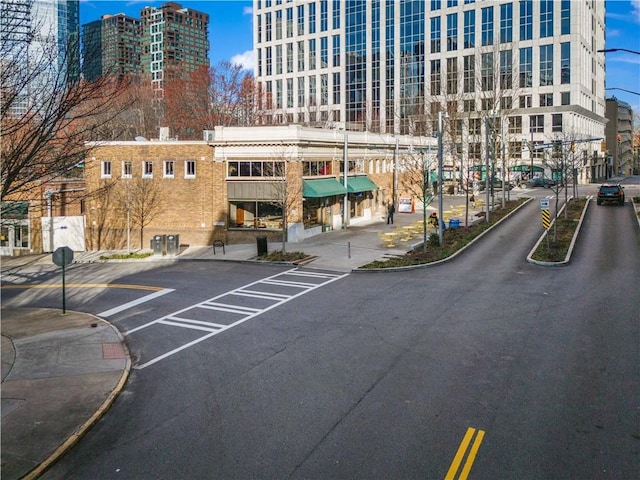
[126,268,348,369]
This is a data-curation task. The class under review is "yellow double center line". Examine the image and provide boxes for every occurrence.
[445,427,485,480]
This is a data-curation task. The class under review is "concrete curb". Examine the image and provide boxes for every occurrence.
[22,313,132,480]
[526,196,591,267]
[632,197,640,230]
[352,197,533,273]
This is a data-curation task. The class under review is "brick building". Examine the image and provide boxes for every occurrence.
[84,125,435,251]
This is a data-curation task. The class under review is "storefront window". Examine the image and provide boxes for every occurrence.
[229,201,283,229]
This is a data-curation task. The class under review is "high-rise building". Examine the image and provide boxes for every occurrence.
[140,2,210,94]
[605,97,634,177]
[254,0,607,181]
[1,0,80,114]
[82,13,142,82]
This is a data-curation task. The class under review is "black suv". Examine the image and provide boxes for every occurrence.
[596,183,625,206]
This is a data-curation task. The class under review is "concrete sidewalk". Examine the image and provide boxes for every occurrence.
[1,308,130,480]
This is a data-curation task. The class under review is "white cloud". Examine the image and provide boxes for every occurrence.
[231,50,254,71]
[608,28,621,37]
[632,0,640,22]
[243,6,253,16]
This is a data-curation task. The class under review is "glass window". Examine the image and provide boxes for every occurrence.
[320,36,328,68]
[308,2,316,34]
[430,16,441,53]
[320,0,328,31]
[320,73,328,105]
[447,57,458,94]
[561,92,570,105]
[431,0,441,10]
[552,113,562,132]
[333,72,340,104]
[333,0,340,29]
[519,1,532,41]
[309,38,316,70]
[469,118,481,135]
[540,93,553,107]
[286,7,293,37]
[500,3,512,43]
[561,0,570,35]
[500,49,512,89]
[463,10,475,48]
[540,0,553,38]
[275,44,282,74]
[539,44,553,86]
[481,6,493,46]
[229,201,283,230]
[287,42,293,73]
[297,5,304,35]
[122,161,132,178]
[430,59,441,95]
[185,160,195,178]
[266,12,272,41]
[519,95,532,108]
[530,114,544,133]
[297,41,304,71]
[519,47,532,88]
[332,34,340,67]
[101,160,111,178]
[463,54,474,93]
[298,76,305,107]
[275,9,282,40]
[447,13,458,51]
[143,161,153,177]
[561,42,570,85]
[481,52,493,91]
[164,160,174,178]
[508,116,522,134]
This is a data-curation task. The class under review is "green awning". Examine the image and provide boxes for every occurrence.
[510,164,544,172]
[303,178,347,198]
[340,175,378,193]
[1,202,29,219]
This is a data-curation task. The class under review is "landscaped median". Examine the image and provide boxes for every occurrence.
[356,197,531,271]
[527,196,590,266]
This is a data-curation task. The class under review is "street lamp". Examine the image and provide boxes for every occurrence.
[437,111,447,246]
[597,48,640,55]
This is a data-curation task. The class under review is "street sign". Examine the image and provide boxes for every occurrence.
[52,246,73,267]
[539,198,550,210]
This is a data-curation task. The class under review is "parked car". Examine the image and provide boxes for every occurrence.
[525,177,556,188]
[596,183,625,206]
[478,178,514,191]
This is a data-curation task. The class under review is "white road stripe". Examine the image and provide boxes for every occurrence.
[130,268,348,369]
[98,289,175,317]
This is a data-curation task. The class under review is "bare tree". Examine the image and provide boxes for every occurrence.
[267,148,303,254]
[1,10,129,206]
[115,178,164,249]
[400,147,437,250]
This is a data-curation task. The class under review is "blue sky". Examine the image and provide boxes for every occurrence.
[80,0,640,113]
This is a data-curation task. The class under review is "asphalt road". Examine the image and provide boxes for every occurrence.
[3,192,639,479]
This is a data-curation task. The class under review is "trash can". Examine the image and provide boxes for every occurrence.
[166,234,179,255]
[449,219,460,229]
[256,236,268,256]
[150,235,165,255]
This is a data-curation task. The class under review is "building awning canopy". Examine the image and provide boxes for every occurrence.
[340,175,378,193]
[303,178,347,198]
[1,202,29,219]
[510,164,544,172]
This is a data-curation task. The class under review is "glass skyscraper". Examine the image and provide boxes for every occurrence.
[254,0,606,176]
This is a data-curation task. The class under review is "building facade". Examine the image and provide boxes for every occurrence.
[140,2,210,94]
[1,0,80,115]
[253,0,607,183]
[82,13,142,81]
[83,126,434,252]
[605,97,634,177]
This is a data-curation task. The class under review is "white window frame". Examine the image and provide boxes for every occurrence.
[101,160,112,178]
[122,161,132,178]
[184,160,196,178]
[143,161,153,178]
[164,160,174,178]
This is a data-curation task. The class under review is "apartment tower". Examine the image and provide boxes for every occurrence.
[140,2,210,95]
[82,13,142,82]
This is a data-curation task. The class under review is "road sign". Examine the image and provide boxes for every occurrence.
[52,246,73,267]
[539,198,550,210]
[541,210,551,230]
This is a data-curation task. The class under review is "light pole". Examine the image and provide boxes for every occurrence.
[484,116,491,223]
[437,111,445,246]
